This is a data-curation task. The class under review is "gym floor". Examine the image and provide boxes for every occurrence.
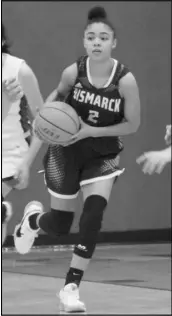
[2,243,171,314]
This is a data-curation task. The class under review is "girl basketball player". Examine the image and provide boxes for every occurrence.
[14,7,140,312]
[2,23,44,245]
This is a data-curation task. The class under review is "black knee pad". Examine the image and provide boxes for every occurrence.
[74,195,107,258]
[79,195,107,239]
[39,209,74,237]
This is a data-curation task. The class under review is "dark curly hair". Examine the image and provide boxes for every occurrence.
[85,6,116,38]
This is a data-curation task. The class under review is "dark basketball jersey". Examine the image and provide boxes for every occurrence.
[66,55,130,156]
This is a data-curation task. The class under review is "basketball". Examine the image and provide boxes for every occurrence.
[33,102,80,145]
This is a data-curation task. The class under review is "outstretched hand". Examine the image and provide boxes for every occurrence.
[136,149,171,175]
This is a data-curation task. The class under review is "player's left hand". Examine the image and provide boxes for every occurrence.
[13,162,30,190]
[136,150,170,175]
[3,77,24,102]
[63,117,94,146]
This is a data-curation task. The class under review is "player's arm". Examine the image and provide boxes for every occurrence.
[118,72,141,133]
[14,130,44,190]
[88,72,140,138]
[18,63,45,169]
[45,63,78,103]
[18,62,44,117]
[2,78,24,122]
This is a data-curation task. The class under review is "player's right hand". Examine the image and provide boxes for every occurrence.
[3,77,24,102]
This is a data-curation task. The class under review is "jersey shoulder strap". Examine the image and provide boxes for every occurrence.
[76,55,87,78]
[76,55,92,89]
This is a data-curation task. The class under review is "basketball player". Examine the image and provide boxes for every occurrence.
[13,7,140,312]
[136,125,171,174]
[2,23,44,245]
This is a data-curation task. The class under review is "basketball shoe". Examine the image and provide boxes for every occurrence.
[58,283,86,313]
[13,201,43,254]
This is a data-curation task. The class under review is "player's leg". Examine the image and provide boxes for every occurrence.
[59,178,114,313]
[64,178,114,283]
[14,196,77,254]
[2,132,31,246]
[2,180,13,246]
[13,145,79,253]
[61,154,124,310]
[13,145,85,312]
[2,195,13,246]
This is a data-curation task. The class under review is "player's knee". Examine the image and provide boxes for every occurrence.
[79,195,107,236]
[74,195,107,258]
[38,209,74,237]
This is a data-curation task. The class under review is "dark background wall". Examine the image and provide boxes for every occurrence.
[2,1,171,234]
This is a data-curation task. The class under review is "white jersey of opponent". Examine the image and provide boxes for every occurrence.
[2,54,30,179]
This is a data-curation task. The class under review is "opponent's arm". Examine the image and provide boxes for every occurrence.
[18,62,44,116]
[2,78,24,122]
[17,62,45,167]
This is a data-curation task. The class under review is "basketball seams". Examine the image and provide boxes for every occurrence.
[43,106,79,130]
[39,112,74,136]
[35,102,80,144]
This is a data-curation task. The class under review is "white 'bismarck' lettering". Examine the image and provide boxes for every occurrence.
[78,91,85,103]
[73,88,121,112]
[93,95,101,107]
[85,92,94,104]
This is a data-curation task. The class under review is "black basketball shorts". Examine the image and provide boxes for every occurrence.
[43,142,125,199]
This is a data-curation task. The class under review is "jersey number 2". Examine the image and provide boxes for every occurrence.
[88,110,99,124]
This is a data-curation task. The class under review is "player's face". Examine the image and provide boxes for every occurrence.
[84,22,116,61]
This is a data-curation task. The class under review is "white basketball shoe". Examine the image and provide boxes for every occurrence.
[58,283,86,313]
[13,201,43,254]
